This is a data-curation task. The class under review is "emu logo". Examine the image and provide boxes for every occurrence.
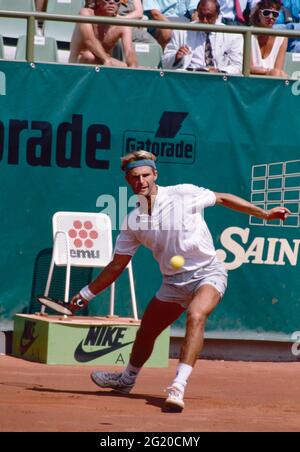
[0,71,6,96]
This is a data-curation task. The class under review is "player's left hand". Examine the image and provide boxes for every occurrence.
[266,206,291,221]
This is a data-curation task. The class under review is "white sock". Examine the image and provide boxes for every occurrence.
[172,363,193,392]
[121,363,141,383]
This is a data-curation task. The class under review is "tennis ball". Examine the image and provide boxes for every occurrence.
[170,255,185,269]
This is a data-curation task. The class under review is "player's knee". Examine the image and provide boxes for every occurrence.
[186,310,207,328]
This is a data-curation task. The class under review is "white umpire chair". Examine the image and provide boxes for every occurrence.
[42,211,138,320]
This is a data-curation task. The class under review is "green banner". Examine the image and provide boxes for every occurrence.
[0,61,299,339]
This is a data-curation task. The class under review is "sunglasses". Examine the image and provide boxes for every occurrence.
[260,9,280,19]
[198,13,217,20]
[102,0,121,3]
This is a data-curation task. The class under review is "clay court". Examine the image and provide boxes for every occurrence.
[0,355,299,432]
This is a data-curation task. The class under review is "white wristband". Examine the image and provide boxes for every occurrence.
[79,285,96,302]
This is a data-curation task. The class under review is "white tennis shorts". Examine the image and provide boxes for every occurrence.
[156,259,228,309]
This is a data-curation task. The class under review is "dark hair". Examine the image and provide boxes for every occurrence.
[197,0,221,15]
[250,0,282,26]
[85,0,104,8]
[85,0,96,7]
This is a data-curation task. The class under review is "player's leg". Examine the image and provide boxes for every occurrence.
[179,284,221,366]
[91,297,185,393]
[129,296,185,368]
[165,284,220,412]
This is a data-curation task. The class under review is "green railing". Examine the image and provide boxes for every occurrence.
[1,10,300,75]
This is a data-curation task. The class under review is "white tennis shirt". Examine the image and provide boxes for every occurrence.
[115,184,217,275]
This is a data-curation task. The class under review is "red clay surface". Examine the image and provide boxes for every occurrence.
[0,355,299,432]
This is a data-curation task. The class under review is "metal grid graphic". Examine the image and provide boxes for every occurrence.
[250,160,300,228]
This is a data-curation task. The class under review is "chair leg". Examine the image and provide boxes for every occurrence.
[42,255,55,313]
[128,262,138,320]
[64,262,71,303]
[109,282,116,316]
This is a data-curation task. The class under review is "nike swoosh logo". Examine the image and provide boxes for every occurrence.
[74,340,135,363]
[20,336,38,355]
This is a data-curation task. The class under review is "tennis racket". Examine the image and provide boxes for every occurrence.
[37,296,74,316]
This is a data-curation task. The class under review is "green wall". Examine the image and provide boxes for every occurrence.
[0,61,299,338]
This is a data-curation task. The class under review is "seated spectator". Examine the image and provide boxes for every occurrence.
[274,0,300,53]
[275,0,300,24]
[35,0,48,11]
[118,0,157,42]
[250,0,288,76]
[119,0,143,18]
[143,0,199,48]
[162,0,243,74]
[35,0,48,31]
[217,0,254,25]
[69,0,137,67]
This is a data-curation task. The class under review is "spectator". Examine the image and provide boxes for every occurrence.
[275,0,300,24]
[250,0,288,76]
[69,0,137,67]
[119,0,143,18]
[217,0,253,25]
[274,0,300,53]
[35,0,48,11]
[35,0,48,31]
[119,0,158,42]
[143,0,199,48]
[162,0,243,74]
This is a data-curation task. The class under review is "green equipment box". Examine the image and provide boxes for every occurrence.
[13,314,170,367]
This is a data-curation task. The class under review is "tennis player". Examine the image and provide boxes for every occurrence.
[70,150,290,412]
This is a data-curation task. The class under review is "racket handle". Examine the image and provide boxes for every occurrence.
[75,298,85,308]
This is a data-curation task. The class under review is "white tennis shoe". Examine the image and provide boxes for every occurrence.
[164,384,185,412]
[90,371,135,394]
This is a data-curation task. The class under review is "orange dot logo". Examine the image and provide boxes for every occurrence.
[73,221,82,229]
[89,230,98,239]
[79,230,88,239]
[69,220,98,250]
[68,229,77,238]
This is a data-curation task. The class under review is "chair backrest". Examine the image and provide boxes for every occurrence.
[0,0,35,10]
[15,35,58,62]
[52,211,113,268]
[46,0,84,14]
[44,0,84,43]
[284,52,300,79]
[133,42,163,69]
[0,0,36,39]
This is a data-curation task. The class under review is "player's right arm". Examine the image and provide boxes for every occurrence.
[70,254,131,308]
[91,253,132,294]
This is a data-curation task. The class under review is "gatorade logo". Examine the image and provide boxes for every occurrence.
[123,112,195,164]
[74,326,134,363]
[0,114,111,169]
